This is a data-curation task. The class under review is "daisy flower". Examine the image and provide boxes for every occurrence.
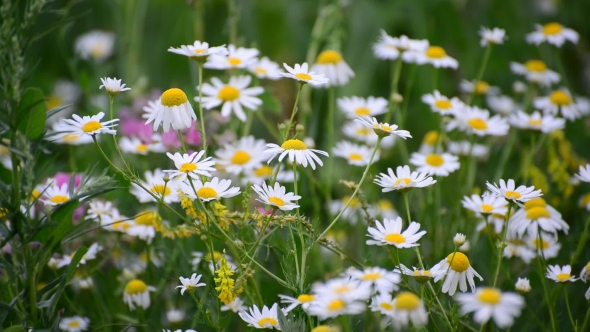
[85,200,117,222]
[418,130,439,154]
[278,294,316,313]
[421,90,464,115]
[176,273,206,295]
[456,287,524,328]
[447,106,509,137]
[409,152,460,177]
[388,292,429,330]
[526,22,579,47]
[178,177,240,202]
[508,110,565,133]
[576,164,590,183]
[167,40,228,60]
[372,199,399,220]
[462,194,507,216]
[248,56,282,80]
[130,169,179,204]
[346,266,401,293]
[373,30,401,60]
[366,217,426,248]
[486,179,542,204]
[119,137,150,155]
[164,151,215,180]
[510,60,560,87]
[99,77,130,96]
[374,165,436,192]
[280,62,329,86]
[332,141,380,166]
[238,303,281,330]
[252,182,301,211]
[56,243,102,268]
[312,277,372,302]
[515,277,531,294]
[214,136,267,174]
[355,116,412,139]
[486,94,517,115]
[59,316,90,332]
[204,44,258,70]
[342,121,396,148]
[479,27,507,46]
[337,96,388,119]
[328,196,365,224]
[145,88,196,132]
[369,293,396,315]
[63,112,118,136]
[127,210,158,244]
[311,50,355,87]
[413,45,459,69]
[509,197,569,237]
[525,231,561,259]
[264,139,329,170]
[45,80,81,123]
[42,183,70,206]
[74,30,115,63]
[580,193,590,211]
[504,232,537,264]
[534,88,581,121]
[546,264,578,282]
[454,233,467,246]
[447,141,489,160]
[459,79,500,96]
[306,297,366,320]
[123,279,156,310]
[431,252,483,295]
[395,264,442,284]
[196,75,264,122]
[221,298,247,313]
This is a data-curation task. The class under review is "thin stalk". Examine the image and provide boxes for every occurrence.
[384,56,403,124]
[467,45,492,105]
[284,83,304,141]
[564,286,578,331]
[177,130,187,153]
[293,162,307,292]
[325,85,335,202]
[581,305,590,332]
[570,213,590,265]
[538,256,558,332]
[197,61,207,151]
[403,192,412,222]
[492,202,513,287]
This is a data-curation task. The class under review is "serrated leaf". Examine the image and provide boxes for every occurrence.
[17,88,47,140]
[260,90,281,114]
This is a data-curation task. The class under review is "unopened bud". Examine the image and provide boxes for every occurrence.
[296,124,305,132]
[278,123,287,131]
[453,233,466,246]
[515,277,531,294]
[392,93,403,104]
[163,174,171,182]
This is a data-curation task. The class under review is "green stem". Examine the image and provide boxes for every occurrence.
[384,56,403,124]
[552,47,573,93]
[570,213,590,265]
[227,0,238,46]
[538,256,558,332]
[284,83,304,141]
[293,162,307,292]
[492,202,512,287]
[178,130,187,153]
[325,85,335,202]
[197,61,207,151]
[467,45,492,105]
[403,192,412,222]
[581,305,590,332]
[564,286,578,331]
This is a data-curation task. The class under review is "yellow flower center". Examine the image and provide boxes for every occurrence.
[136,144,148,153]
[254,67,267,75]
[424,131,438,145]
[327,299,346,311]
[556,273,571,281]
[32,189,41,199]
[68,321,81,328]
[468,118,488,130]
[268,197,285,207]
[317,50,343,64]
[373,123,393,132]
[46,95,62,111]
[425,154,444,167]
[334,286,351,294]
[481,204,494,213]
[446,252,470,272]
[297,294,316,302]
[257,317,278,327]
[113,220,131,231]
[525,206,550,220]
[356,128,371,136]
[218,86,241,101]
[525,60,547,72]
[585,262,590,271]
[434,100,452,109]
[549,91,571,106]
[581,193,590,207]
[254,165,273,177]
[295,73,312,81]
[151,184,171,197]
[543,22,563,35]
[63,134,80,142]
[281,139,307,150]
[312,326,335,332]
[385,233,405,244]
[342,196,361,208]
[425,46,447,59]
[180,162,197,172]
[161,88,189,107]
[135,210,159,226]
[50,195,69,204]
[504,191,521,200]
[528,119,543,126]
[197,187,218,199]
[395,178,412,186]
[475,81,490,95]
[125,279,148,294]
[193,49,206,54]
[414,270,432,275]
[231,150,251,165]
[380,302,394,310]
[82,121,103,133]
[394,292,420,310]
[477,288,502,304]
[349,153,363,161]
[379,199,394,210]
[362,272,382,280]
[533,238,549,249]
[228,57,242,66]
[355,107,371,116]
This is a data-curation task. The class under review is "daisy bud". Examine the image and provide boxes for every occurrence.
[515,277,531,294]
[513,81,527,94]
[453,233,466,246]
[392,93,403,104]
[278,123,287,131]
[163,174,171,182]
[296,124,305,133]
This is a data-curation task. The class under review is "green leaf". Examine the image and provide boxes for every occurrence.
[46,104,72,120]
[2,326,26,332]
[260,90,281,114]
[17,88,47,140]
[46,246,88,318]
[31,199,79,248]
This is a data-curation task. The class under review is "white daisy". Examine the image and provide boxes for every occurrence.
[332,141,380,166]
[515,277,531,294]
[504,231,537,264]
[45,80,81,123]
[418,130,439,154]
[525,231,561,259]
[74,30,115,63]
[447,106,509,137]
[409,152,460,177]
[278,294,316,313]
[119,137,150,155]
[215,136,267,174]
[486,94,517,115]
[421,90,464,115]
[59,316,90,332]
[546,264,578,282]
[346,266,401,293]
[85,200,117,222]
[328,196,365,224]
[248,56,283,80]
[454,233,467,246]
[178,177,240,202]
[371,199,400,220]
[306,297,366,320]
[576,164,590,183]
[130,169,179,204]
[388,292,429,330]
[141,99,159,120]
[145,88,197,132]
[123,279,156,310]
[63,112,118,136]
[337,96,388,119]
[47,123,94,145]
[479,27,507,46]
[221,298,247,312]
[366,217,426,248]
[164,151,215,180]
[373,30,401,60]
[447,140,489,160]
[513,81,528,94]
[204,44,258,70]
[459,80,500,96]
[56,243,103,268]
[238,303,281,330]
[312,277,372,302]
[280,63,329,86]
[99,77,130,96]
[510,60,560,87]
[176,273,206,295]
[508,110,565,133]
[486,179,543,204]
[369,293,396,316]
[355,116,412,139]
[342,120,396,148]
[167,40,228,59]
[374,165,437,192]
[252,182,300,211]
[413,45,458,69]
[264,139,329,170]
[126,210,158,244]
[196,75,264,122]
[311,50,354,87]
[41,183,70,206]
[509,197,569,237]
[526,22,579,47]
[456,287,524,328]
[431,252,483,295]
[534,88,582,121]
[462,194,507,216]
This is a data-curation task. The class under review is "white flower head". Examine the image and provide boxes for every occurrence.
[204,44,259,70]
[196,75,264,122]
[374,165,436,192]
[447,140,489,160]
[486,94,517,115]
[366,217,426,248]
[280,63,329,86]
[248,56,283,80]
[167,40,228,59]
[460,80,500,96]
[337,96,388,119]
[546,264,578,282]
[462,194,507,216]
[388,292,429,330]
[119,137,150,155]
[395,264,443,284]
[534,88,582,121]
[221,297,247,312]
[306,296,366,320]
[164,151,216,180]
[510,60,560,87]
[145,89,197,132]
[252,182,301,211]
[373,30,400,60]
[238,303,281,330]
[515,277,531,294]
[486,179,543,204]
[431,252,483,295]
[342,120,396,148]
[178,177,240,202]
[479,27,507,46]
[311,50,355,87]
[41,183,70,206]
[63,112,119,136]
[176,273,206,295]
[130,169,179,204]
[59,316,90,332]
[278,294,316,313]
[421,90,465,115]
[346,266,401,293]
[576,164,590,183]
[123,279,156,310]
[333,141,380,166]
[409,152,460,177]
[456,287,524,329]
[215,136,267,174]
[509,110,565,133]
[509,197,569,237]
[355,116,412,139]
[447,106,509,137]
[453,233,466,246]
[75,30,115,63]
[526,22,579,47]
[99,77,130,96]
[264,139,329,170]
[413,45,458,69]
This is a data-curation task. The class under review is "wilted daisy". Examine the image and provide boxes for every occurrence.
[238,303,281,330]
[534,88,581,121]
[462,194,507,216]
[164,151,215,180]
[509,198,569,237]
[280,62,329,86]
[366,217,426,248]
[215,136,267,174]
[431,252,483,295]
[196,76,264,122]
[374,165,436,192]
[388,292,429,330]
[176,273,206,295]
[456,287,524,328]
[333,141,380,166]
[486,179,543,204]
[409,152,460,177]
[421,90,464,115]
[278,294,316,313]
[515,277,531,294]
[41,183,70,206]
[311,50,354,87]
[264,139,329,170]
[167,40,228,60]
[63,112,118,136]
[337,96,388,119]
[145,89,196,132]
[221,298,247,312]
[306,297,366,319]
[205,44,258,70]
[486,94,517,115]
[355,116,412,139]
[546,264,578,282]
[479,27,507,46]
[252,182,301,211]
[99,77,130,96]
[74,30,115,63]
[526,22,579,47]
[576,164,590,183]
[413,45,458,69]
[509,110,565,133]
[123,279,156,310]
[510,60,560,87]
[459,80,500,96]
[59,316,90,332]
[447,106,509,137]
[447,141,489,160]
[248,56,282,80]
[346,266,401,293]
[178,177,240,202]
